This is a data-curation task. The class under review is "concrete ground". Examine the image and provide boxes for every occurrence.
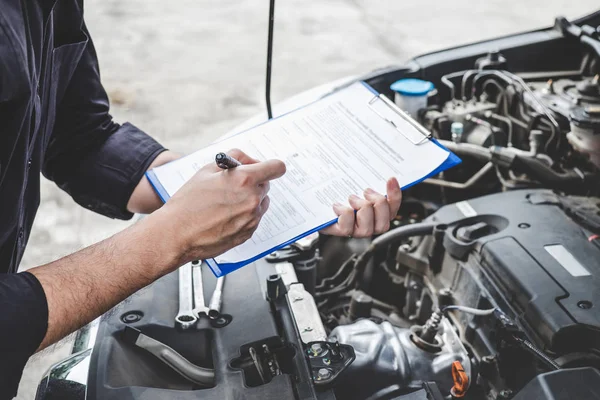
[16,1,597,398]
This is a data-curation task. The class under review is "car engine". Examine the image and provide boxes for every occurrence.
[37,15,600,400]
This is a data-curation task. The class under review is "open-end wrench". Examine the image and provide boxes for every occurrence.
[192,262,209,318]
[208,276,225,319]
[175,262,197,329]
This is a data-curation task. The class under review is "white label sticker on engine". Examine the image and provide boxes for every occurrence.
[456,201,477,217]
[545,244,591,277]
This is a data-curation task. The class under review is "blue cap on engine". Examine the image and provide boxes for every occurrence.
[390,79,434,97]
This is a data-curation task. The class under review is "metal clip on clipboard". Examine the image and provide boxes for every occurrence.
[368,93,432,145]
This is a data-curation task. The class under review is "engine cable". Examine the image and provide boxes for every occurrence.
[512,336,560,371]
[352,222,437,278]
[441,70,475,101]
[442,306,561,370]
[441,305,497,316]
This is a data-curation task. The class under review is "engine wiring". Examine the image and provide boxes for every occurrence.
[314,58,598,396]
[441,305,497,316]
[442,305,562,371]
[441,68,562,154]
[512,336,561,371]
[430,70,591,192]
[440,305,561,372]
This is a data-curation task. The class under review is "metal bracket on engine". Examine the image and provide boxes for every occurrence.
[285,283,356,387]
[304,341,356,387]
[287,283,327,343]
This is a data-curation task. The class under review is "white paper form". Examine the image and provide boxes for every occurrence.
[149,82,451,266]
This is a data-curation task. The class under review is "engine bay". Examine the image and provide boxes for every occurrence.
[38,14,600,400]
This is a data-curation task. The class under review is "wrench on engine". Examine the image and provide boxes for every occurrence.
[175,262,198,329]
[192,261,209,317]
[208,276,225,319]
[192,263,225,320]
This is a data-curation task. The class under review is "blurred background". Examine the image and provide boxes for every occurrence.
[17,0,597,398]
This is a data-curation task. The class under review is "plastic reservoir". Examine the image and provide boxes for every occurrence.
[390,79,434,119]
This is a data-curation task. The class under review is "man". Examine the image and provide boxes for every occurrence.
[0,1,402,397]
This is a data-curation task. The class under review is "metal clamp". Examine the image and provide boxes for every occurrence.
[368,93,432,145]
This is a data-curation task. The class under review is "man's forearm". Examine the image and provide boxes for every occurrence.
[28,149,287,351]
[29,210,180,350]
[127,150,181,214]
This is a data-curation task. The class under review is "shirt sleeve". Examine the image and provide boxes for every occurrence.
[42,21,166,220]
[0,272,48,399]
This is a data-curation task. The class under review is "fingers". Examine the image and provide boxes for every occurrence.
[242,159,287,184]
[258,195,271,216]
[386,177,402,218]
[236,195,271,240]
[207,148,285,185]
[349,194,375,238]
[204,148,260,173]
[226,148,260,165]
[257,181,270,201]
[240,195,270,241]
[322,178,402,237]
[320,203,354,236]
[364,188,390,234]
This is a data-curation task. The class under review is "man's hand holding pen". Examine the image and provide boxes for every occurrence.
[159,149,286,265]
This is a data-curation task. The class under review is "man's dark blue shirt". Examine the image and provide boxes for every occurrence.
[0,1,165,397]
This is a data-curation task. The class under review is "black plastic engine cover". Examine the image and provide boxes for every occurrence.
[513,367,600,400]
[86,260,333,400]
[427,189,600,353]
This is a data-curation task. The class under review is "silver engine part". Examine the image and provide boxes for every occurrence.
[529,76,600,168]
[568,106,600,168]
[442,99,497,123]
[329,317,471,400]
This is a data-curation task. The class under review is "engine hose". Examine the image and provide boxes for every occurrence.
[481,78,506,101]
[441,70,474,100]
[439,140,596,188]
[512,155,589,187]
[442,305,496,316]
[371,222,436,252]
[438,140,491,163]
[471,71,514,99]
[461,70,479,99]
[122,326,216,386]
[353,222,436,278]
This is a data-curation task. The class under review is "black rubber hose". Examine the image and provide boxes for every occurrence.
[440,140,596,188]
[353,222,436,277]
[370,222,437,252]
[512,155,587,186]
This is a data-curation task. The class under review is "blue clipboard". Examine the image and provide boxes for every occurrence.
[146,81,461,277]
